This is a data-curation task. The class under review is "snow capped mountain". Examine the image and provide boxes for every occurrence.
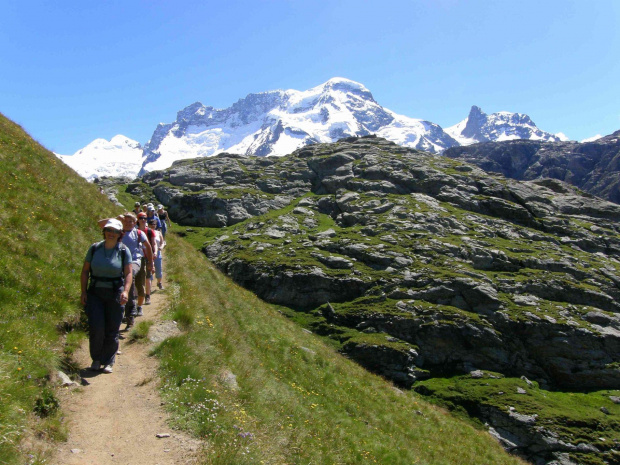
[56,135,143,181]
[446,105,569,146]
[58,79,579,179]
[140,77,458,173]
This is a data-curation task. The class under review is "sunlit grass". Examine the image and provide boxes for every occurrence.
[0,113,120,464]
[128,320,154,343]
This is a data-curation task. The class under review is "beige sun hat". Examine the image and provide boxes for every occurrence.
[103,219,123,231]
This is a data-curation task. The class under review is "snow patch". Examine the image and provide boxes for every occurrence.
[581,134,603,143]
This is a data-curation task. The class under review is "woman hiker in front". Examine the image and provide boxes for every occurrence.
[80,219,132,374]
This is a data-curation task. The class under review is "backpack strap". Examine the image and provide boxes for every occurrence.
[119,243,128,272]
[89,242,127,289]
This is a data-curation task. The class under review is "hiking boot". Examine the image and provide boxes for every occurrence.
[136,306,143,316]
[90,361,101,371]
[102,365,113,374]
[157,283,164,290]
[144,295,151,305]
[125,317,134,330]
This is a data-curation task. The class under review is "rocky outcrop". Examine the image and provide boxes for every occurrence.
[135,135,620,464]
[140,136,620,390]
[444,130,620,204]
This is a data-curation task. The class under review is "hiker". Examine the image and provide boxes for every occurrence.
[137,212,157,305]
[123,213,154,323]
[157,204,169,237]
[80,219,132,374]
[146,205,162,230]
[100,213,154,327]
[148,217,165,290]
[132,201,142,216]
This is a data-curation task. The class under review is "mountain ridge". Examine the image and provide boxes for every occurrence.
[56,78,569,179]
[139,77,458,173]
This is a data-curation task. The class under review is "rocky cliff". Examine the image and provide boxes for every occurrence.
[444,130,620,204]
[135,136,620,464]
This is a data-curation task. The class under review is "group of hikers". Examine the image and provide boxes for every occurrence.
[80,202,170,373]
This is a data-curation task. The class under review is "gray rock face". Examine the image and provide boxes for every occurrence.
[482,405,586,465]
[139,135,620,392]
[444,130,620,204]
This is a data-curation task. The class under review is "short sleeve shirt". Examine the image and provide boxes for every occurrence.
[85,242,132,288]
[121,228,148,263]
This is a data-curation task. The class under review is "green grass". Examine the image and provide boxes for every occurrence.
[128,320,154,343]
[0,113,120,463]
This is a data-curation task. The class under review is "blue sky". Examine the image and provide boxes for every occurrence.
[2,0,619,154]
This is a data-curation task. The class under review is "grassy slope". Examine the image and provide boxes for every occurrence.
[0,113,523,464]
[0,113,120,463]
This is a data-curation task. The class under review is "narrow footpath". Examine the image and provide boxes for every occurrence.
[53,278,201,465]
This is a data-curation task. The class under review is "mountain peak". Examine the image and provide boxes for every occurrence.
[462,106,488,138]
[322,77,368,90]
[447,106,564,145]
[177,102,207,122]
[468,105,486,118]
[304,77,376,103]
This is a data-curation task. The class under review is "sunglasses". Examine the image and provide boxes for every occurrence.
[138,218,147,221]
[103,228,120,233]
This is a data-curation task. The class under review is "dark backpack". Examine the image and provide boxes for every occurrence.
[88,242,129,289]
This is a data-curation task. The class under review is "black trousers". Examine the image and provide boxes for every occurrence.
[85,286,124,366]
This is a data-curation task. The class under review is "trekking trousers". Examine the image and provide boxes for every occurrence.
[85,285,125,366]
[124,261,141,319]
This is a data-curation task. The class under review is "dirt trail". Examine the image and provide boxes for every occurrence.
[53,281,201,465]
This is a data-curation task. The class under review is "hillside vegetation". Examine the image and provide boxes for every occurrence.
[0,115,525,463]
[0,113,120,463]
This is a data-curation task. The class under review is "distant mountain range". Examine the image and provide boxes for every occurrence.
[56,78,579,179]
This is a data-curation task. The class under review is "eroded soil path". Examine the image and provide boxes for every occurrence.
[53,281,201,465]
